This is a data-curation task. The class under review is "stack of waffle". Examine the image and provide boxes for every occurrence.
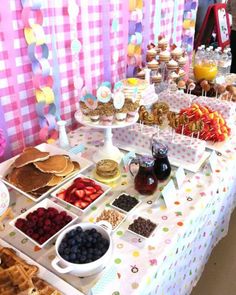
[0,246,62,295]
[6,147,81,198]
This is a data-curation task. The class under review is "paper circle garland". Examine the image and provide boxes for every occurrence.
[96,86,111,103]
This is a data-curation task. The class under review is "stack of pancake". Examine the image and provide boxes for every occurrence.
[6,147,80,198]
[96,159,119,179]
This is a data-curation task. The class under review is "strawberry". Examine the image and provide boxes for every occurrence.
[56,190,66,200]
[85,186,96,193]
[90,192,101,201]
[75,189,85,199]
[83,196,92,203]
[75,200,82,208]
[93,184,102,191]
[80,201,89,209]
[75,182,85,189]
[82,178,95,185]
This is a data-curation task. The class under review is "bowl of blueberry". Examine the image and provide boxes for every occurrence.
[52,222,112,276]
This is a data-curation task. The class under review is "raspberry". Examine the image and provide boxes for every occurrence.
[26,229,33,236]
[26,213,34,221]
[43,226,51,233]
[32,233,39,240]
[65,216,72,223]
[59,211,67,218]
[31,215,38,223]
[37,207,46,217]
[44,219,51,226]
[39,237,47,244]
[15,218,25,230]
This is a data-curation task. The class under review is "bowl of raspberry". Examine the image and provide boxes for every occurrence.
[9,198,78,248]
[52,222,113,276]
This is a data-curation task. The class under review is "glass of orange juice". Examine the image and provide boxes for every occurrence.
[193,62,218,81]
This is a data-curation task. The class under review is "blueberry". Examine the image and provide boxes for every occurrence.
[80,255,86,263]
[81,250,87,256]
[68,239,76,246]
[75,226,82,233]
[90,228,97,234]
[75,236,82,243]
[87,253,93,260]
[64,248,70,255]
[69,253,77,261]
[70,245,78,253]
[88,248,94,254]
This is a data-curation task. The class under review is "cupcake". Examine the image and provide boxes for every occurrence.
[171,46,183,60]
[136,69,145,79]
[126,101,139,122]
[79,102,90,118]
[159,50,171,63]
[100,108,114,125]
[167,59,179,71]
[147,59,159,70]
[158,37,168,51]
[178,56,187,68]
[169,71,179,81]
[88,109,100,123]
[151,73,162,84]
[115,107,128,123]
[146,48,157,62]
[178,69,185,78]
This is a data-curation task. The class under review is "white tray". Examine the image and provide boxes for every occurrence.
[113,140,211,173]
[0,239,83,294]
[0,143,93,202]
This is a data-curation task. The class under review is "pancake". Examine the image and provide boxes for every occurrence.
[14,148,50,168]
[55,159,74,177]
[46,175,63,186]
[72,161,81,171]
[7,164,53,193]
[96,159,119,178]
[30,186,51,198]
[33,155,68,174]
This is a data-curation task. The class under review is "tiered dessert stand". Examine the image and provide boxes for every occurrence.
[75,110,138,163]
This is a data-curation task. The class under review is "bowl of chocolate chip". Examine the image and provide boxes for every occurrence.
[52,222,112,276]
[128,216,157,239]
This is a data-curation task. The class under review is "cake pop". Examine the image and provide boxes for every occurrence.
[177,80,186,91]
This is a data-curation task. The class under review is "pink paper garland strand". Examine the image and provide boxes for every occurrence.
[21,1,58,143]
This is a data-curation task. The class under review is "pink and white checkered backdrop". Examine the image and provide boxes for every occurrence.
[0,0,196,158]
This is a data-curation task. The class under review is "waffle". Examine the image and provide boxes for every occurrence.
[32,277,62,295]
[0,265,34,294]
[0,246,63,295]
[0,247,38,277]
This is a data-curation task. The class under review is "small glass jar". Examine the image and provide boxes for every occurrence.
[129,156,158,195]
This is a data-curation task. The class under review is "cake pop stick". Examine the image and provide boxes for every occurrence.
[188,82,196,96]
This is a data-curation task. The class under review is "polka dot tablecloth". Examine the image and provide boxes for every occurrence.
[1,126,236,295]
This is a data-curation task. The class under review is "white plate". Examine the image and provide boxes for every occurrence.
[75,110,139,129]
[9,198,78,248]
[0,180,9,216]
[0,143,93,202]
[51,174,111,213]
[113,140,211,173]
[0,239,83,294]
[110,193,141,215]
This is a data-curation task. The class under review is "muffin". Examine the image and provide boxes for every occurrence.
[169,71,179,81]
[159,50,171,63]
[147,59,159,70]
[178,69,186,78]
[167,59,179,71]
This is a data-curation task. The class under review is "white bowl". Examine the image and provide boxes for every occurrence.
[9,198,78,248]
[52,222,113,277]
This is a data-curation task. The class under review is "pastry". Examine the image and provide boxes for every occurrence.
[146,48,157,62]
[178,56,187,67]
[171,46,183,59]
[158,36,168,51]
[169,71,179,81]
[136,69,145,79]
[14,148,50,168]
[96,159,119,178]
[178,69,185,78]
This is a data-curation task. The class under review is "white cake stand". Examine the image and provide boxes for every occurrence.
[75,110,138,163]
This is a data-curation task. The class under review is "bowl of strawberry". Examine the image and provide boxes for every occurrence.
[9,198,78,248]
[52,175,111,213]
[52,222,113,276]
